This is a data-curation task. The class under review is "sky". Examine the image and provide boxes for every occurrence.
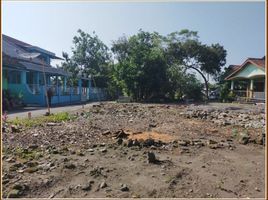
[2,1,266,76]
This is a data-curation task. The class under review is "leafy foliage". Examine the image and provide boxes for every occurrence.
[60,29,227,102]
[166,30,227,99]
[60,29,112,88]
[112,30,169,100]
[166,65,203,101]
[219,82,236,102]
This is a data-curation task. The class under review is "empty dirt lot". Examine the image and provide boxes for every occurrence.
[2,102,265,198]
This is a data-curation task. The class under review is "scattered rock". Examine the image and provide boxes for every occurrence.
[102,130,111,136]
[25,167,38,173]
[47,122,60,126]
[26,161,39,167]
[239,134,250,145]
[3,179,9,184]
[76,150,85,156]
[99,143,106,147]
[8,189,21,198]
[132,139,140,146]
[149,123,157,128]
[143,139,157,147]
[116,138,123,145]
[6,157,16,163]
[11,125,20,133]
[81,183,91,191]
[99,181,107,189]
[178,140,190,146]
[13,183,29,191]
[115,130,129,139]
[64,163,76,169]
[207,139,217,145]
[255,134,265,145]
[52,149,59,154]
[208,144,219,149]
[120,184,129,192]
[100,148,107,153]
[127,139,133,147]
[90,167,103,177]
[28,144,39,150]
[182,107,265,130]
[10,163,23,171]
[180,147,190,153]
[147,152,157,163]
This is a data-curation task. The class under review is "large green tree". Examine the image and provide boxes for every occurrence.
[166,29,227,100]
[61,29,111,88]
[112,30,169,101]
[60,29,226,102]
[167,64,203,101]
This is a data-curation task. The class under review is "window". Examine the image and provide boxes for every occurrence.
[3,70,8,89]
[233,80,248,90]
[253,81,265,92]
[26,71,34,84]
[8,70,21,84]
[39,75,44,85]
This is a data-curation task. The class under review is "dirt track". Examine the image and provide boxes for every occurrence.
[2,102,265,198]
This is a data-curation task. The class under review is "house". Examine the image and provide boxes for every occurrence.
[225,56,265,102]
[2,34,104,108]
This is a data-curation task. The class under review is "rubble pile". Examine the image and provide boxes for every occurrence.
[2,102,265,198]
[181,106,265,129]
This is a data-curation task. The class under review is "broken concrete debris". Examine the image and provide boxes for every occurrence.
[2,102,264,198]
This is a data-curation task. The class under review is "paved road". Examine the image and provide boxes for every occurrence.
[6,102,100,119]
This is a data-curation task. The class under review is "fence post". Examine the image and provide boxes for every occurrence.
[70,87,72,104]
[78,79,82,102]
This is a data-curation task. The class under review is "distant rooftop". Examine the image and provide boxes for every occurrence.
[2,34,68,76]
[2,34,62,60]
[225,56,265,80]
[246,56,265,68]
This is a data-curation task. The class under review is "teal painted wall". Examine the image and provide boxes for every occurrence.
[6,69,106,106]
[8,83,83,106]
[3,69,8,90]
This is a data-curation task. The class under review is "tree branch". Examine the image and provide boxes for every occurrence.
[186,64,209,100]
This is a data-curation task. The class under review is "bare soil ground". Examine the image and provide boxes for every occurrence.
[2,102,265,198]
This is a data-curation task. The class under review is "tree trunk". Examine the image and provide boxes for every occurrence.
[187,66,209,100]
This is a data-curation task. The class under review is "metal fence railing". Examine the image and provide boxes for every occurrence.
[72,87,79,95]
[26,84,106,99]
[45,85,58,96]
[233,90,247,98]
[58,86,71,95]
[253,92,265,100]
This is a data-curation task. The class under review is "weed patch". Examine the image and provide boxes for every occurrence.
[14,147,43,160]
[8,112,76,128]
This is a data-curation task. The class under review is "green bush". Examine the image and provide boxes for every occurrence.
[219,82,236,102]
